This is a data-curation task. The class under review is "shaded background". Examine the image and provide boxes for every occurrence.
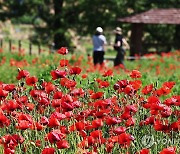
[0,0,180,54]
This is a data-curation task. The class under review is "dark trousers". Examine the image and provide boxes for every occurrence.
[114,48,125,66]
[93,51,104,65]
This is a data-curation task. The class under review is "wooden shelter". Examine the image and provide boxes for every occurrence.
[118,8,180,56]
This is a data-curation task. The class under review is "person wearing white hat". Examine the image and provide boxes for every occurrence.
[92,27,107,66]
[113,27,129,67]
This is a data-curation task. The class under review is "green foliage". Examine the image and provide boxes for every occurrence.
[0,0,180,51]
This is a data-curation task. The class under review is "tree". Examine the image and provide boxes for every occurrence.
[0,0,179,52]
[0,0,77,49]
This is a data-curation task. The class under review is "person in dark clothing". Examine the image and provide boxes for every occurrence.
[92,27,107,66]
[113,27,129,67]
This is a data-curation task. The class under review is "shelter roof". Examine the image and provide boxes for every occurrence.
[118,8,180,24]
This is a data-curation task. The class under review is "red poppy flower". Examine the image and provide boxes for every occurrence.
[94,100,111,109]
[51,70,67,80]
[53,91,63,99]
[142,84,153,95]
[60,78,76,89]
[61,101,74,111]
[57,47,68,55]
[143,116,155,125]
[170,121,180,131]
[50,112,66,121]
[162,81,175,89]
[106,117,121,125]
[157,87,171,96]
[113,83,120,90]
[153,120,168,131]
[90,130,102,139]
[25,76,38,86]
[65,111,73,118]
[130,70,142,78]
[25,103,35,111]
[56,140,70,149]
[0,134,24,154]
[42,147,55,154]
[30,90,46,98]
[124,85,135,95]
[98,81,110,88]
[82,74,88,79]
[69,66,81,75]
[47,117,60,128]
[95,109,111,118]
[51,99,61,108]
[70,88,85,97]
[118,133,134,147]
[125,104,138,113]
[16,70,30,80]
[44,82,55,94]
[75,121,86,131]
[40,116,49,126]
[0,112,10,127]
[4,148,15,154]
[3,84,15,92]
[103,69,113,77]
[16,120,32,130]
[77,130,86,138]
[160,106,172,118]
[60,126,69,134]
[106,142,114,153]
[164,97,177,106]
[129,80,142,90]
[38,96,50,106]
[125,117,136,127]
[79,130,87,138]
[147,96,161,104]
[138,148,150,154]
[108,136,119,143]
[92,118,103,129]
[121,111,131,120]
[35,140,41,147]
[33,122,44,131]
[159,147,176,154]
[0,89,9,100]
[91,92,104,99]
[5,100,19,111]
[59,59,69,67]
[18,113,33,124]
[113,126,126,135]
[46,130,66,143]
[117,80,129,88]
[87,136,95,146]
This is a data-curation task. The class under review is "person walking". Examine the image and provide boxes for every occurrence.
[113,27,129,67]
[92,27,107,66]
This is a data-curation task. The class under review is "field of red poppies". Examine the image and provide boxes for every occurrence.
[0,48,179,154]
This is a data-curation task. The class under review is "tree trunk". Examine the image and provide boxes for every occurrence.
[174,25,180,49]
[130,23,144,57]
[53,0,66,49]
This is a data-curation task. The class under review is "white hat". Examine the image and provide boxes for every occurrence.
[96,27,103,33]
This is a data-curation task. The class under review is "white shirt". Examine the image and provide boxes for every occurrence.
[92,34,107,51]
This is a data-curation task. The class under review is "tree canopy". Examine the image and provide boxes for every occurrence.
[0,0,179,51]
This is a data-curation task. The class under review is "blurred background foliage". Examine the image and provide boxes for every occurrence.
[0,0,180,51]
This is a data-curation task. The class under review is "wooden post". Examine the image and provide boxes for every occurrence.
[174,25,180,49]
[0,39,3,48]
[18,40,22,52]
[38,44,41,55]
[130,23,144,57]
[29,42,32,55]
[9,40,12,52]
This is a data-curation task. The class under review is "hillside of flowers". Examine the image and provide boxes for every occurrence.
[0,48,179,154]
